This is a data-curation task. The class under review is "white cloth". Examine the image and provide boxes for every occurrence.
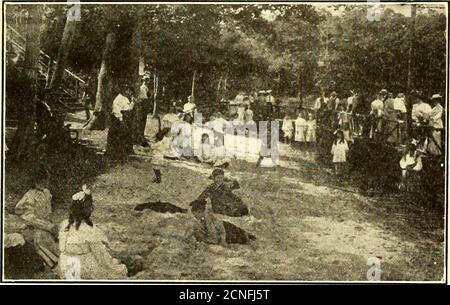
[183,102,196,114]
[393,97,407,113]
[15,188,53,231]
[112,94,134,121]
[314,97,322,111]
[306,119,316,142]
[294,117,307,142]
[282,118,294,139]
[245,109,254,122]
[138,84,148,99]
[331,140,349,163]
[58,220,127,280]
[370,99,384,116]
[412,102,432,123]
[400,152,422,175]
[237,107,246,121]
[429,104,443,129]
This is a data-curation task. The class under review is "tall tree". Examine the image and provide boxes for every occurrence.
[11,5,42,161]
[48,6,78,96]
[84,31,116,130]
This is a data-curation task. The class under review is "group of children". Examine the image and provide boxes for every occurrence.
[281,111,317,145]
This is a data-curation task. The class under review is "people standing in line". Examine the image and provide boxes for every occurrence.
[383,91,399,144]
[427,94,444,155]
[331,129,349,178]
[266,90,275,105]
[328,91,340,111]
[107,84,134,162]
[411,94,432,126]
[305,113,316,145]
[369,90,386,139]
[294,111,307,146]
[282,113,294,144]
[183,95,197,117]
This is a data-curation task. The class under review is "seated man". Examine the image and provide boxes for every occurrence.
[191,168,249,217]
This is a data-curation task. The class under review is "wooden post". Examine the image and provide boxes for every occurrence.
[191,70,197,101]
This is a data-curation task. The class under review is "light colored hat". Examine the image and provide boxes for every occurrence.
[431,94,443,99]
[380,89,388,94]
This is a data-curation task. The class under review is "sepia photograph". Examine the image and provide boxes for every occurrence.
[1,1,448,283]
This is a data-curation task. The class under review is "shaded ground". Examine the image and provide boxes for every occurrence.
[3,112,445,281]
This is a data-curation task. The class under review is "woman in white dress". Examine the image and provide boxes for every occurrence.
[58,186,128,280]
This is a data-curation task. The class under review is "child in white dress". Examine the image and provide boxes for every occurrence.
[305,113,316,144]
[58,186,128,280]
[331,130,349,176]
[294,112,307,143]
[282,114,294,144]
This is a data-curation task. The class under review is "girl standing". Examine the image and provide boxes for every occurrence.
[282,113,294,144]
[331,130,349,177]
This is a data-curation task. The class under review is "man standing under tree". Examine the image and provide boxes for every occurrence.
[134,76,150,147]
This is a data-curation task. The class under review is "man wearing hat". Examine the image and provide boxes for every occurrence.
[266,90,275,106]
[428,94,444,155]
[192,168,249,217]
[183,95,197,116]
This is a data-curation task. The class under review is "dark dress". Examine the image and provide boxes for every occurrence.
[194,180,249,217]
[107,111,133,161]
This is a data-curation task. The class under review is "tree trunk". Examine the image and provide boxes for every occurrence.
[49,14,77,96]
[84,32,116,130]
[131,7,143,143]
[11,5,42,162]
[152,73,159,117]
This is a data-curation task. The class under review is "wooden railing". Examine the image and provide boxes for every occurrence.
[6,24,86,110]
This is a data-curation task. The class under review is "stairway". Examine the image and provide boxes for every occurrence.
[6,24,86,112]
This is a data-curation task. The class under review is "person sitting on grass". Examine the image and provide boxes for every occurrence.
[191,168,249,217]
[58,185,128,280]
[195,133,215,165]
[13,169,59,270]
[189,195,256,245]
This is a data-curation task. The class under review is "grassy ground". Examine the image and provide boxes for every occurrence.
[4,113,445,281]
